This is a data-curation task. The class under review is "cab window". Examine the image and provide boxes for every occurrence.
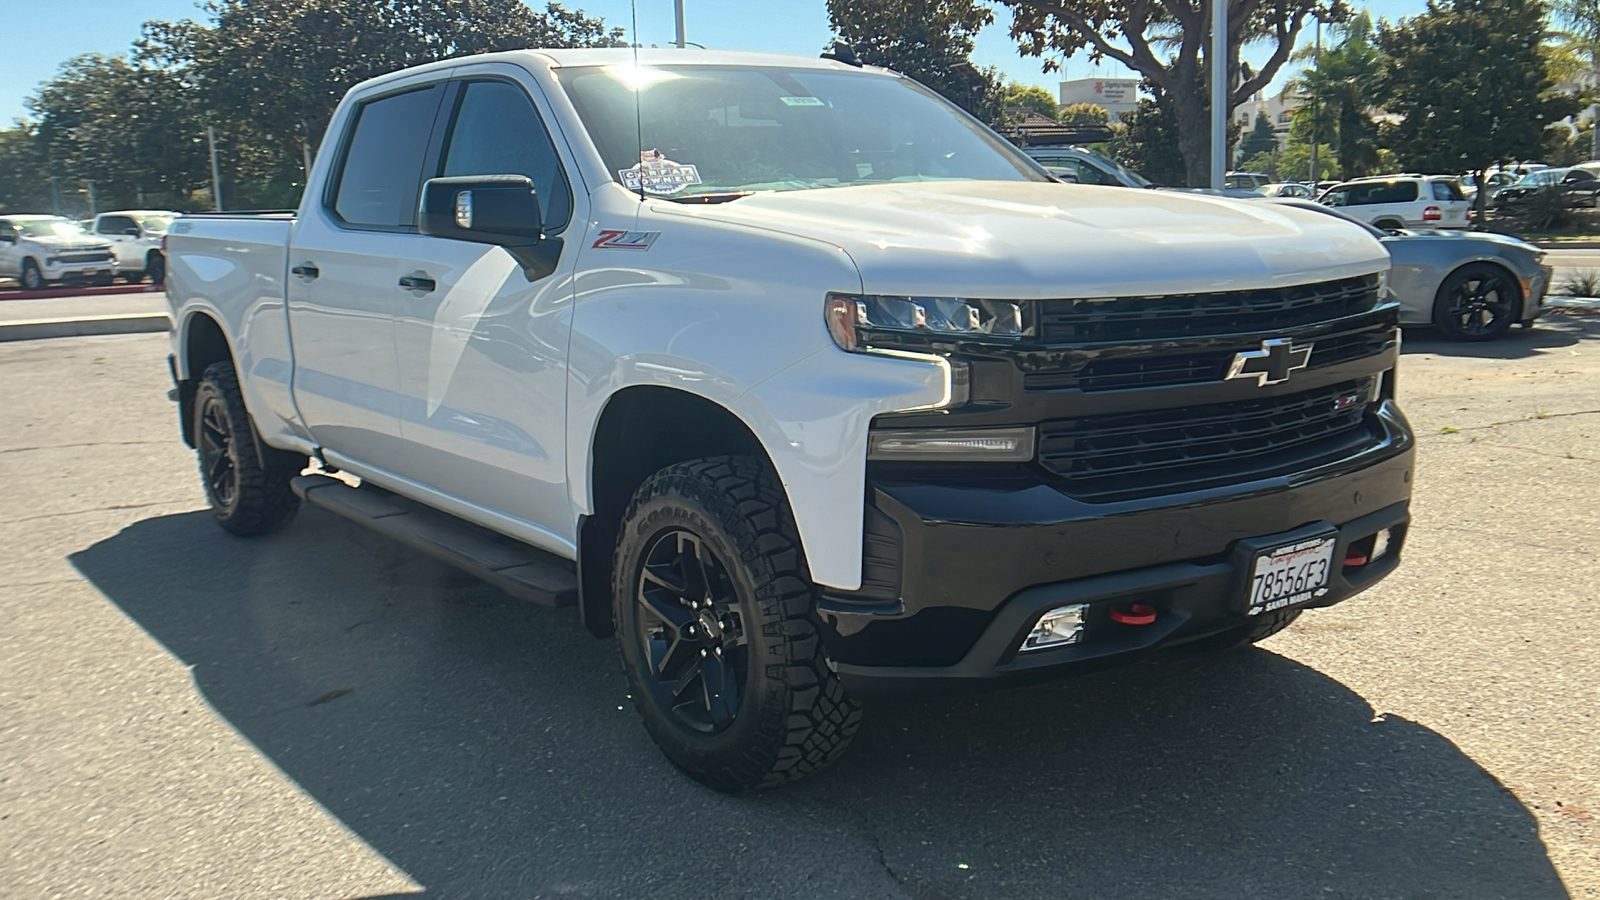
[439,80,573,233]
[97,215,139,236]
[330,84,445,229]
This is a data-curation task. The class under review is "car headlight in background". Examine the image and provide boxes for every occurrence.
[825,293,1030,353]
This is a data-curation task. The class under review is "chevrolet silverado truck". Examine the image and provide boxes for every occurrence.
[0,215,117,289]
[164,49,1414,792]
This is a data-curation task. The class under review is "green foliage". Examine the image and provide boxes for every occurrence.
[1378,0,1570,173]
[1291,13,1382,179]
[1001,0,1343,185]
[1001,82,1060,120]
[1059,102,1112,128]
[1107,83,1188,186]
[826,0,1005,124]
[1238,113,1279,159]
[1237,149,1280,179]
[1275,141,1338,182]
[0,127,51,213]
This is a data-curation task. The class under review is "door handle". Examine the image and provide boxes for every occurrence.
[398,274,436,292]
[290,263,319,279]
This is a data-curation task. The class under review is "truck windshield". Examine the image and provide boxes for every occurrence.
[136,214,177,233]
[555,64,1048,200]
[16,219,87,238]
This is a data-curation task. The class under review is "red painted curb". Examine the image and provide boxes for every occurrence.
[0,284,161,301]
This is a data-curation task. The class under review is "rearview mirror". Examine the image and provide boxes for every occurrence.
[419,175,543,246]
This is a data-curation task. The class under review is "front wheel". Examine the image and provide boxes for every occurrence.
[146,252,165,286]
[21,259,44,290]
[1433,262,1519,341]
[613,456,861,792]
[193,361,301,536]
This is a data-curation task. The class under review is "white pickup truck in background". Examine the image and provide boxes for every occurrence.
[90,210,178,284]
[164,48,1415,792]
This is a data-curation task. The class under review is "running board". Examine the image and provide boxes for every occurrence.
[291,474,578,607]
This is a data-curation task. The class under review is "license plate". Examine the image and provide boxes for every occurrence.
[1247,535,1336,615]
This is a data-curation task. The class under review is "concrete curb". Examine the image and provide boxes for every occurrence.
[0,284,161,301]
[0,313,171,343]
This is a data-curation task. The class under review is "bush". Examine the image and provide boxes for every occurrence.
[1559,269,1600,297]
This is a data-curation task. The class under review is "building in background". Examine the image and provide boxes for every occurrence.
[1059,78,1139,119]
[1234,85,1302,149]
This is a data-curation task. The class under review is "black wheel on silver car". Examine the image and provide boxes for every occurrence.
[21,259,44,290]
[1433,262,1519,341]
[193,360,301,536]
[613,456,861,792]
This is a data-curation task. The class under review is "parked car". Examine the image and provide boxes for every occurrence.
[1493,167,1600,209]
[165,48,1412,791]
[1224,171,1272,190]
[1271,198,1550,340]
[91,210,179,284]
[0,215,116,289]
[1022,145,1152,187]
[1254,182,1315,199]
[1318,175,1471,230]
[1458,170,1519,203]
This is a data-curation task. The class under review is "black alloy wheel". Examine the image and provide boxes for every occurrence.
[192,361,301,536]
[635,529,748,733]
[1433,262,1520,341]
[198,390,238,511]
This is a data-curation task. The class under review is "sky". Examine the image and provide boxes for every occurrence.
[1,0,1436,127]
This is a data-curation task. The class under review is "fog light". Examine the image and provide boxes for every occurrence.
[1371,527,1392,562]
[1020,603,1087,652]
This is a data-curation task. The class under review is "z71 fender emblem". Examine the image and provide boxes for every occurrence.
[1226,338,1313,386]
[592,229,660,250]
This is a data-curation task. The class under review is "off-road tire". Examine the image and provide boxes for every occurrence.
[193,361,301,536]
[613,455,862,792]
[147,252,165,286]
[21,259,44,290]
[1184,608,1303,654]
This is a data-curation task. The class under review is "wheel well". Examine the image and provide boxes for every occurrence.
[577,386,767,638]
[178,313,232,448]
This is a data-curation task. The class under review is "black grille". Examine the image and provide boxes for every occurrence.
[1036,275,1380,343]
[1024,329,1396,393]
[1037,379,1378,502]
[57,251,113,264]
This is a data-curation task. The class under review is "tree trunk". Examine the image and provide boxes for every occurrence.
[1171,90,1213,188]
[1472,167,1488,229]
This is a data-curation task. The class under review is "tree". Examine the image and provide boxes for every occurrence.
[1001,81,1061,120]
[1378,0,1574,223]
[1290,13,1381,180]
[826,0,1005,124]
[1001,0,1343,185]
[1107,82,1188,185]
[1551,0,1600,158]
[0,127,51,213]
[1059,101,1112,127]
[1238,111,1278,159]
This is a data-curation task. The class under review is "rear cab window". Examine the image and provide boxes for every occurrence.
[328,85,446,229]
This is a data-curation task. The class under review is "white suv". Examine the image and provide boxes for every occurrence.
[1318,175,1471,230]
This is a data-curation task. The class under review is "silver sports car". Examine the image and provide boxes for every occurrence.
[1270,199,1552,340]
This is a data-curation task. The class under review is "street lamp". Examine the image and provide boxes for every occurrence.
[675,0,685,49]
[1210,0,1226,188]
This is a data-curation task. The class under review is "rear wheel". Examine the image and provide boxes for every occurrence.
[613,456,861,792]
[1433,262,1519,341]
[193,361,301,536]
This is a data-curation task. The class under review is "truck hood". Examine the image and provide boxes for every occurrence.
[22,235,111,252]
[659,181,1389,298]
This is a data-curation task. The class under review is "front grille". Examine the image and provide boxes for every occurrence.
[1035,275,1380,343]
[56,251,113,264]
[1024,329,1396,393]
[1037,379,1378,502]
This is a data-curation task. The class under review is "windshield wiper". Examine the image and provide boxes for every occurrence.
[664,191,756,204]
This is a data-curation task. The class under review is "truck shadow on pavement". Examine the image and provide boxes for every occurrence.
[71,509,1569,900]
[1402,312,1600,359]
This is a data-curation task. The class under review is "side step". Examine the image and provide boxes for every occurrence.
[291,474,578,607]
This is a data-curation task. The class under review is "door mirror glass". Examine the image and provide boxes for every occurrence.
[419,175,543,246]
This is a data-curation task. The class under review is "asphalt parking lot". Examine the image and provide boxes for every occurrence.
[1,321,1597,899]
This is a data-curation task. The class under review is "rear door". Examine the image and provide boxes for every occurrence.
[286,77,448,477]
[385,70,581,545]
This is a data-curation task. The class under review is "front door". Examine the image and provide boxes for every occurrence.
[94,214,143,271]
[0,221,19,278]
[286,79,448,478]
[387,73,580,548]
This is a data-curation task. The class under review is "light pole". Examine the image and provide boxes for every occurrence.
[1209,0,1227,188]
[1309,17,1321,183]
[675,0,685,49]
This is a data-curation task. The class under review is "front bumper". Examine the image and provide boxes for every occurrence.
[43,261,114,283]
[819,402,1414,693]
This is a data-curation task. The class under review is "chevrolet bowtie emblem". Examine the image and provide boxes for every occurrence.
[1226,338,1313,386]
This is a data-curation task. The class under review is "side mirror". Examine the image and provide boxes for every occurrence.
[419,175,543,247]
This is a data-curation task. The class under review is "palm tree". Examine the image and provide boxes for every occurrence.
[1289,13,1382,180]
[1550,0,1600,158]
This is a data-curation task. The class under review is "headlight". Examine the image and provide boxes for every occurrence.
[868,426,1036,461]
[825,294,1030,352]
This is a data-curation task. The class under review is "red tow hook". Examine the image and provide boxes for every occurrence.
[1344,535,1375,567]
[1109,603,1158,626]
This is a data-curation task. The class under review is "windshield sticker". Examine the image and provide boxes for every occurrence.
[779,96,826,106]
[592,229,660,251]
[620,149,702,195]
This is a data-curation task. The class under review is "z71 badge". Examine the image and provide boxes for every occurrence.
[592,229,661,251]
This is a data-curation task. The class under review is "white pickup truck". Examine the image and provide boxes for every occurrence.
[165,49,1415,792]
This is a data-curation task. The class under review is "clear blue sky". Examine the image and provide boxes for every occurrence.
[1,0,1432,126]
